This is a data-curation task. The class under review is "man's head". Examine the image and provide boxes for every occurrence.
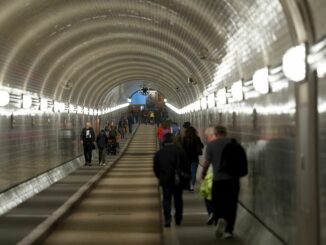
[205,125,227,142]
[163,133,174,145]
[85,122,91,129]
[183,121,191,129]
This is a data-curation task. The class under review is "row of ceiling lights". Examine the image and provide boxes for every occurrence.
[167,41,326,115]
[0,86,130,116]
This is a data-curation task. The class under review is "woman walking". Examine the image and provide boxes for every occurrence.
[182,126,204,191]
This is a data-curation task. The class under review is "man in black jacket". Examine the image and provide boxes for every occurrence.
[80,122,95,166]
[153,133,190,227]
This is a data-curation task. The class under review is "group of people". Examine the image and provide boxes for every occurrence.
[80,115,134,166]
[153,122,247,240]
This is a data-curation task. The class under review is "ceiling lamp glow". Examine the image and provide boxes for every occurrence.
[69,104,75,112]
[253,67,270,94]
[0,90,10,107]
[194,100,201,111]
[40,98,48,111]
[59,103,66,112]
[282,44,306,82]
[84,107,89,114]
[201,97,207,110]
[231,80,244,102]
[217,88,227,105]
[207,93,215,108]
[77,106,83,114]
[22,94,32,109]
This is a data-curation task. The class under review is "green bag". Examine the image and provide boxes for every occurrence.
[199,170,213,200]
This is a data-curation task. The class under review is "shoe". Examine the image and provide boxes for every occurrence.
[164,223,171,228]
[189,185,194,192]
[223,232,233,239]
[207,213,214,225]
[84,163,88,166]
[215,218,227,238]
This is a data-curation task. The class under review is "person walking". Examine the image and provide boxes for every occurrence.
[182,126,204,191]
[96,129,108,166]
[80,122,95,166]
[153,133,190,227]
[127,113,133,134]
[201,126,247,239]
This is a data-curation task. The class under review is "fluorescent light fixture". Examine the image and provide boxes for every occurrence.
[59,102,65,112]
[253,67,270,94]
[127,98,132,103]
[217,87,227,105]
[166,103,182,114]
[317,61,326,78]
[0,90,10,107]
[164,98,167,103]
[22,94,32,109]
[40,98,48,111]
[77,106,83,114]
[194,100,201,111]
[84,107,89,114]
[207,93,215,108]
[282,44,306,82]
[69,104,75,113]
[53,101,60,112]
[231,80,244,101]
[89,108,94,115]
[201,97,207,110]
[110,103,129,112]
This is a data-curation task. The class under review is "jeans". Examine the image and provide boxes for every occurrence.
[162,186,183,224]
[83,142,93,164]
[98,147,106,163]
[205,198,214,215]
[212,179,240,233]
[191,162,199,186]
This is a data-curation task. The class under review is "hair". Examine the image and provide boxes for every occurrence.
[183,121,191,129]
[184,126,198,143]
[163,133,174,144]
[205,125,227,137]
[215,125,227,136]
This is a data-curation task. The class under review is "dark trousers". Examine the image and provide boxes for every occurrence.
[128,124,132,134]
[83,142,93,163]
[205,198,214,215]
[212,179,240,233]
[162,186,183,224]
[98,147,106,163]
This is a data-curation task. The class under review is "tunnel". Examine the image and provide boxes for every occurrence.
[0,1,325,244]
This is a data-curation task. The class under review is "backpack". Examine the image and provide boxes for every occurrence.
[219,139,248,178]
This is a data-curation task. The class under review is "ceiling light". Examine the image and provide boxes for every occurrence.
[282,44,306,82]
[207,93,215,108]
[0,90,10,107]
[217,88,227,105]
[231,80,244,101]
[22,94,32,109]
[253,67,270,94]
[40,98,48,111]
[201,97,207,110]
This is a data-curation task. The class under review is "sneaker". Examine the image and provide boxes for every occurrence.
[189,185,194,192]
[207,213,214,225]
[223,232,233,239]
[215,218,227,238]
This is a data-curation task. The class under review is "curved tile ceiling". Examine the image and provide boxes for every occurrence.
[0,0,292,108]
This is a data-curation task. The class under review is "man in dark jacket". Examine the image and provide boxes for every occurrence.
[96,129,108,165]
[80,122,95,166]
[153,133,190,227]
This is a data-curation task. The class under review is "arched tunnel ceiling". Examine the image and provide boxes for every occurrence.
[0,0,292,108]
